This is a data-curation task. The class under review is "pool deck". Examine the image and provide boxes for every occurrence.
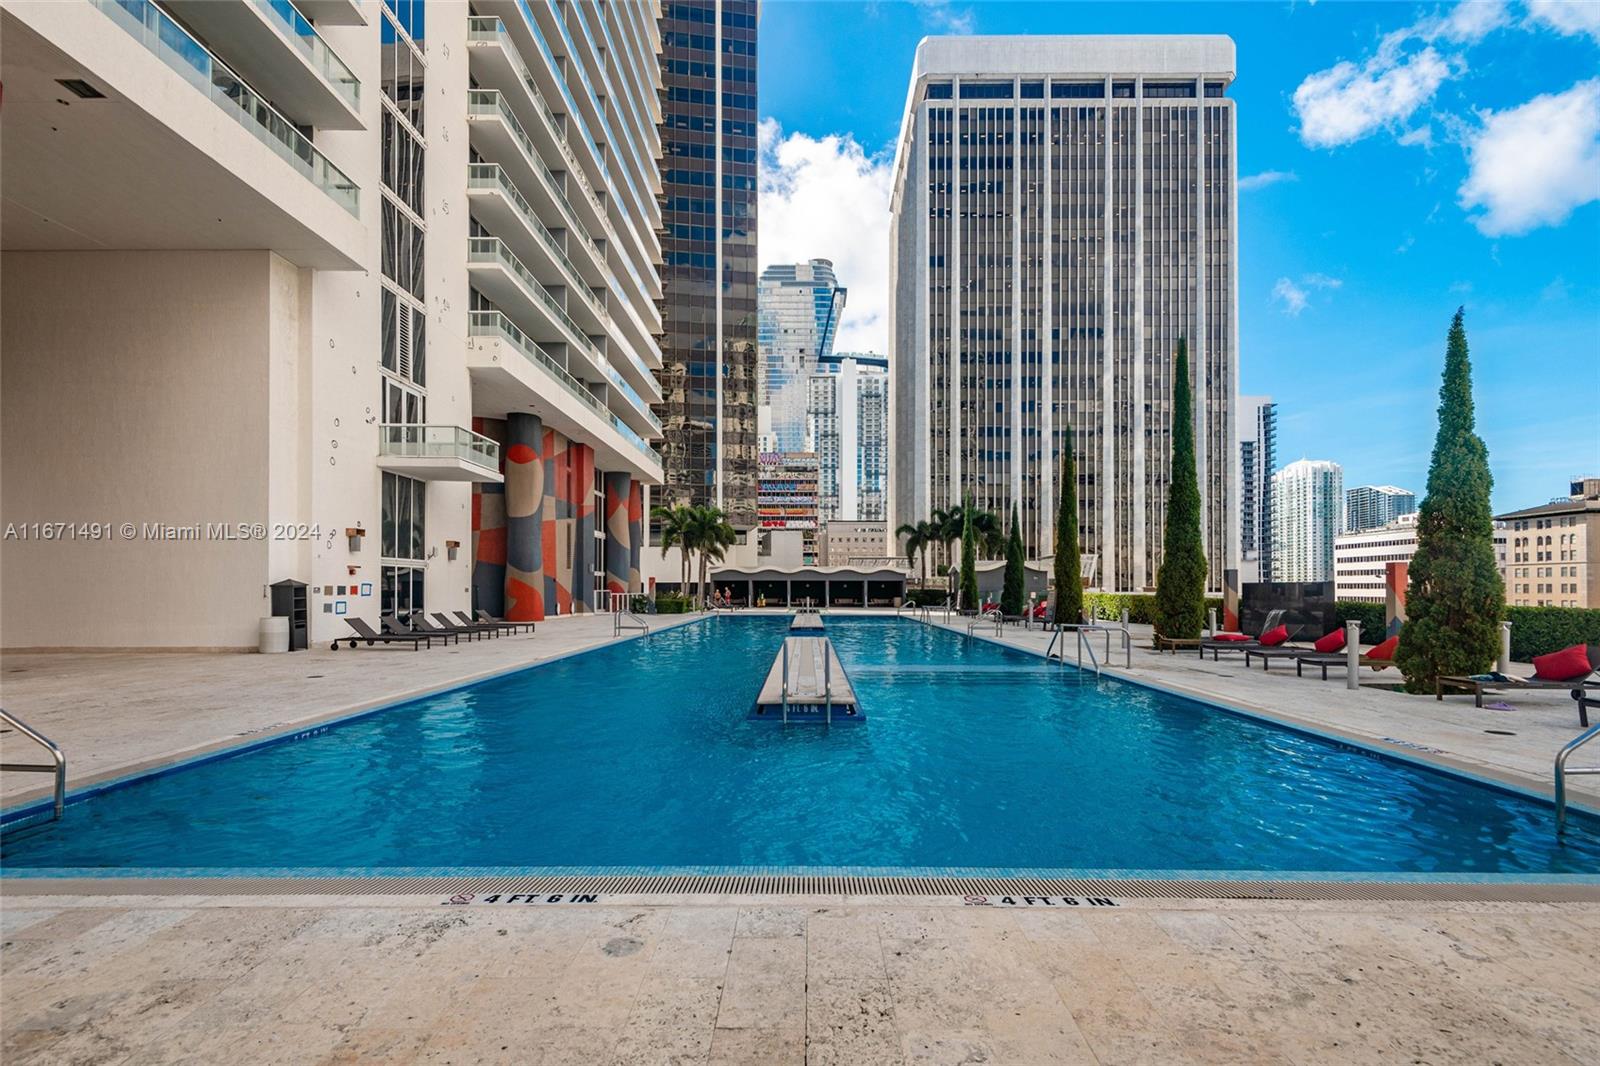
[5,610,1600,1064]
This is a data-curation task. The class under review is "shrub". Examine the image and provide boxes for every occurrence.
[1334,601,1388,643]
[1507,606,1600,661]
[904,587,950,608]
[652,592,694,614]
[1082,592,1222,627]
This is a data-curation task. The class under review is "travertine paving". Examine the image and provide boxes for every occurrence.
[3,898,1598,1065]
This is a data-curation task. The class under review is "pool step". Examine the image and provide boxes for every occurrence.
[789,611,825,631]
[751,636,862,722]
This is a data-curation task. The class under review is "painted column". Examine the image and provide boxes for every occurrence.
[542,429,566,614]
[471,416,508,618]
[627,480,643,592]
[503,412,546,622]
[571,442,596,613]
[603,470,632,597]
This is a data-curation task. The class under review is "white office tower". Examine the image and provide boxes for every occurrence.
[1271,459,1344,583]
[0,0,665,649]
[807,355,890,522]
[1238,396,1276,584]
[758,259,847,453]
[1345,484,1416,533]
[888,36,1239,592]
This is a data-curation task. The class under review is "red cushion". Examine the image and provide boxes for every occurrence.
[1313,629,1346,653]
[1367,635,1399,661]
[1258,625,1290,647]
[1533,644,1593,682]
[1211,632,1250,642]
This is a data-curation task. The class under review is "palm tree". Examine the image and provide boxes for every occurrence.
[685,505,736,608]
[652,503,695,597]
[937,502,1004,558]
[895,519,937,587]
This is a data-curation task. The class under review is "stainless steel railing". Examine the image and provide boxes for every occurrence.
[1,709,66,820]
[1555,700,1600,835]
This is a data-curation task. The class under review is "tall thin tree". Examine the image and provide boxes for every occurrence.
[959,494,979,611]
[1153,339,1208,639]
[1001,505,1026,616]
[1396,309,1504,693]
[1054,431,1083,625]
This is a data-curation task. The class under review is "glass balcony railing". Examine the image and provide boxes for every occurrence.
[467,16,563,146]
[465,90,600,261]
[467,236,601,360]
[379,424,500,471]
[92,0,359,215]
[467,163,605,321]
[469,312,662,464]
[255,0,360,111]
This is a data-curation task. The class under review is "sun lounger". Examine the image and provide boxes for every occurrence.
[458,611,529,635]
[1241,644,1316,670]
[1201,610,1289,659]
[434,612,498,638]
[1437,645,1600,720]
[1152,633,1202,654]
[384,613,457,646]
[335,617,430,651]
[475,609,535,633]
[1294,641,1398,680]
[409,614,480,642]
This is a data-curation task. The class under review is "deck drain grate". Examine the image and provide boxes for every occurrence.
[5,874,1596,903]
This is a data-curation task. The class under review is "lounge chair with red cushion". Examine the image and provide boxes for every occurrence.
[1437,643,1600,719]
[1200,609,1290,659]
[1244,627,1345,671]
[1294,634,1400,680]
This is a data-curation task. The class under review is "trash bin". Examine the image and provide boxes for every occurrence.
[258,616,290,654]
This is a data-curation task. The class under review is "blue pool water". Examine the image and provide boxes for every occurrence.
[4,617,1598,876]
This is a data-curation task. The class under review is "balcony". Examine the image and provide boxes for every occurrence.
[293,0,366,24]
[467,311,662,482]
[466,235,607,376]
[89,0,359,214]
[376,424,503,483]
[165,0,363,129]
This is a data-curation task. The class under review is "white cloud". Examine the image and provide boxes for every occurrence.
[1291,1,1510,148]
[758,119,894,354]
[1526,0,1600,42]
[1272,277,1309,315]
[1237,169,1298,191]
[911,0,974,34]
[1458,78,1600,235]
[1273,273,1342,316]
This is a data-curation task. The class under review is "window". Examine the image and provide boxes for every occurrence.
[382,471,426,562]
[926,81,953,100]
[381,565,425,620]
[959,82,1014,99]
[1051,82,1105,99]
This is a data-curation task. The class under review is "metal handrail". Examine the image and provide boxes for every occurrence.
[1555,705,1600,836]
[1,709,66,820]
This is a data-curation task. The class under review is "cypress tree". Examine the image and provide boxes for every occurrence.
[1054,430,1083,625]
[1001,505,1026,616]
[959,493,979,611]
[1396,309,1504,693]
[1153,339,1208,639]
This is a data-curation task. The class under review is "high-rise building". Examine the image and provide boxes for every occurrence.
[758,259,847,453]
[757,451,819,564]
[1499,477,1600,608]
[1334,513,1509,603]
[1271,459,1344,583]
[655,0,759,527]
[888,36,1239,592]
[1344,484,1416,533]
[807,354,889,523]
[1238,396,1276,585]
[1,0,666,648]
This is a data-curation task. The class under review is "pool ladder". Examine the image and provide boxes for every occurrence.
[1555,691,1600,836]
[0,709,66,820]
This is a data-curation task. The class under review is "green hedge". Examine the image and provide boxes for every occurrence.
[1334,601,1388,642]
[1081,592,1223,626]
[651,592,695,615]
[1507,606,1600,660]
[904,587,951,608]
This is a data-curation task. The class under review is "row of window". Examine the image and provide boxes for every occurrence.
[665,3,755,28]
[668,141,757,163]
[928,80,1226,102]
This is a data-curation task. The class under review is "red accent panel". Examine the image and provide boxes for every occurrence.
[628,481,643,523]
[507,443,538,466]
[505,578,543,622]
[476,526,507,566]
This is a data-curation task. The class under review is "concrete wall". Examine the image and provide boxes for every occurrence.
[1,250,291,648]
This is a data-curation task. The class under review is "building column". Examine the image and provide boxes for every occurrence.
[472,417,508,618]
[627,480,643,592]
[570,442,596,614]
[504,412,546,622]
[603,470,632,598]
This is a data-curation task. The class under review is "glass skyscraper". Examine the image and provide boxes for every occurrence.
[656,0,759,527]
[889,37,1239,591]
[757,259,847,453]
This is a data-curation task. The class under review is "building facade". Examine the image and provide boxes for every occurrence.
[1500,478,1600,608]
[1238,395,1276,585]
[1345,484,1416,533]
[807,354,889,523]
[756,451,819,564]
[0,0,665,648]
[655,0,759,527]
[818,521,890,567]
[758,259,847,453]
[1271,459,1343,583]
[888,36,1239,592]
[1334,512,1509,603]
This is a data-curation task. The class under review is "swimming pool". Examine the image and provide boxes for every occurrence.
[4,616,1598,877]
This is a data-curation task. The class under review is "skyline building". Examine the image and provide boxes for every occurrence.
[1238,396,1277,585]
[758,258,847,453]
[1499,477,1600,609]
[1345,484,1416,533]
[807,354,890,523]
[2,0,665,647]
[1271,459,1344,583]
[655,0,759,528]
[1333,513,1509,603]
[888,36,1240,592]
[756,451,820,564]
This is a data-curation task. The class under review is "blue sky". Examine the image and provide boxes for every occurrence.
[755,0,1600,513]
